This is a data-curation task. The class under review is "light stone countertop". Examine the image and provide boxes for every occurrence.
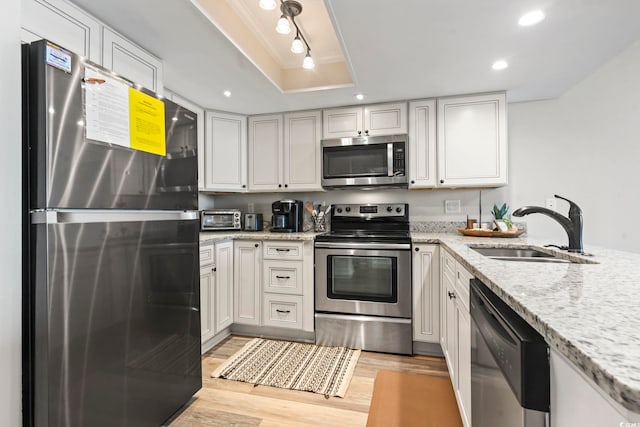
[199,231,320,245]
[412,232,640,414]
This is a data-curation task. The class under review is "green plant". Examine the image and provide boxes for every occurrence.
[492,203,509,220]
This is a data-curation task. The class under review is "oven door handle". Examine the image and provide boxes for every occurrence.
[314,241,411,250]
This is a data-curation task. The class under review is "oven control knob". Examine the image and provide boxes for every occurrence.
[386,206,393,212]
[345,207,351,212]
[396,207,402,213]
[337,208,343,213]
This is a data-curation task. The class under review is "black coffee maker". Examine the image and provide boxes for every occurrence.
[271,200,303,232]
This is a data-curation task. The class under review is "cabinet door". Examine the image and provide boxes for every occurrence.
[364,102,407,136]
[215,241,233,332]
[412,245,440,343]
[21,0,102,63]
[456,304,472,427]
[200,266,215,344]
[437,92,507,187]
[248,115,283,191]
[165,91,205,190]
[408,100,437,188]
[205,111,247,191]
[322,106,363,139]
[233,241,261,325]
[102,27,163,93]
[283,111,322,191]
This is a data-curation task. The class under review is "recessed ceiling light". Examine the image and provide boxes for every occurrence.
[223,90,232,97]
[519,10,545,26]
[492,60,508,71]
[355,93,365,101]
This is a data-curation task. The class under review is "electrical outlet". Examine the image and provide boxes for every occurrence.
[444,200,461,214]
[247,203,254,212]
[545,198,557,211]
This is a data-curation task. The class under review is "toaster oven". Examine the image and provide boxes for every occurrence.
[200,209,242,231]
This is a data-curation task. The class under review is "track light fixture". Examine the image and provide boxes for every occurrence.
[261,0,314,69]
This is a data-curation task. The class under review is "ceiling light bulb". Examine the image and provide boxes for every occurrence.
[223,90,232,97]
[259,0,276,10]
[492,60,508,70]
[302,53,315,69]
[291,36,305,54]
[276,15,291,34]
[518,10,545,26]
[355,94,365,101]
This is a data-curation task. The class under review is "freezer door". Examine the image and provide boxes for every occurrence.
[28,212,201,427]
[27,40,197,210]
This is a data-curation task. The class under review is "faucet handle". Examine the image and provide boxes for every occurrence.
[554,194,583,216]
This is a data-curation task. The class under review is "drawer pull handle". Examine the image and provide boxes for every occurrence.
[276,309,291,314]
[448,291,456,299]
[275,248,291,252]
[275,275,291,279]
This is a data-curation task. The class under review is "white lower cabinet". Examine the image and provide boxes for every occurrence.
[262,293,303,329]
[233,240,262,326]
[412,244,440,343]
[441,248,472,427]
[200,240,234,353]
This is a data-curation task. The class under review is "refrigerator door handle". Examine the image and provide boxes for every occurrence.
[31,209,199,224]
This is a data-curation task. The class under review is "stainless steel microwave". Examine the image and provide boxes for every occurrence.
[321,135,408,189]
[200,209,242,231]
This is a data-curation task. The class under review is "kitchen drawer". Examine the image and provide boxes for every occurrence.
[263,241,303,260]
[454,262,473,312]
[200,243,215,267]
[263,293,303,329]
[442,249,456,281]
[263,260,303,295]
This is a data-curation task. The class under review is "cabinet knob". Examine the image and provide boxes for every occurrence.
[364,130,369,135]
[284,184,288,188]
[254,243,259,248]
[411,180,415,184]
[357,131,362,135]
[415,247,419,252]
[213,267,216,272]
[278,184,282,188]
[440,179,444,184]
[242,184,247,188]
[448,291,456,299]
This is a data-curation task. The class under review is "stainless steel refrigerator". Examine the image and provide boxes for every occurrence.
[22,40,202,427]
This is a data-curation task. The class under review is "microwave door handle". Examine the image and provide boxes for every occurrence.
[387,143,393,177]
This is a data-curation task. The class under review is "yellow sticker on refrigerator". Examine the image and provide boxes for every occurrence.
[128,88,166,156]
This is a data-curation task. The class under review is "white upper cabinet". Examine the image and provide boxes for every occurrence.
[204,111,247,192]
[283,111,322,191]
[248,115,283,191]
[164,90,205,190]
[102,27,163,94]
[21,0,101,63]
[408,99,437,188]
[322,102,407,139]
[364,102,407,136]
[322,106,363,139]
[437,92,507,187]
[248,111,322,192]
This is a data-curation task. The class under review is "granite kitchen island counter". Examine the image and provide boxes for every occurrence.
[412,232,640,416]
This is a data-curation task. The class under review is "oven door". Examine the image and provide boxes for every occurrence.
[315,242,411,318]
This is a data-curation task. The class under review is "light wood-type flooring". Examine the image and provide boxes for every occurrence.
[168,336,450,427]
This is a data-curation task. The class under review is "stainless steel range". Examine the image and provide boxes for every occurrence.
[314,203,412,354]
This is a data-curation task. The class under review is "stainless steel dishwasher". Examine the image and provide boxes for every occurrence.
[470,279,550,427]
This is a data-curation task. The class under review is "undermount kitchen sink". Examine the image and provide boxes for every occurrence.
[469,246,573,263]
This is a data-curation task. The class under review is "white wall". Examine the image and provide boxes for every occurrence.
[508,40,640,253]
[1,0,24,424]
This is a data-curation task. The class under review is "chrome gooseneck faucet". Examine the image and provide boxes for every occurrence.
[512,194,584,253]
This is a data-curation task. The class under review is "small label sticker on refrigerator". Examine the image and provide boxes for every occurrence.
[45,42,72,73]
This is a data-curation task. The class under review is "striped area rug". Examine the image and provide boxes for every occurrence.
[211,338,361,398]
